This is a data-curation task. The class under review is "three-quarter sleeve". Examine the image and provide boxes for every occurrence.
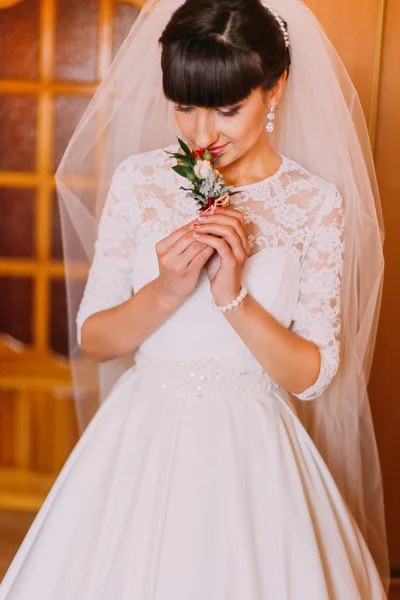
[290,184,345,400]
[76,160,139,346]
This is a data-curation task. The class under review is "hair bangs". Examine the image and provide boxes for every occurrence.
[162,37,265,107]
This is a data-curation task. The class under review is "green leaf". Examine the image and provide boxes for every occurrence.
[177,138,192,158]
[169,151,192,161]
[172,165,191,178]
[174,155,195,167]
[203,148,212,161]
[187,171,196,183]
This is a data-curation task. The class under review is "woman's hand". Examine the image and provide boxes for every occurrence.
[193,207,251,305]
[155,218,216,307]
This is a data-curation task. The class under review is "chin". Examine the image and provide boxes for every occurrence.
[216,156,230,168]
[219,148,244,168]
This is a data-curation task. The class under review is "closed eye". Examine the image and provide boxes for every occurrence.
[174,105,242,116]
[174,106,194,113]
[217,106,242,117]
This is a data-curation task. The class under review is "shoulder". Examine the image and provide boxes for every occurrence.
[281,154,344,219]
[101,147,171,227]
[110,144,177,193]
[105,144,179,228]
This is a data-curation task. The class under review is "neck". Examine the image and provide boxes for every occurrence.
[219,130,282,188]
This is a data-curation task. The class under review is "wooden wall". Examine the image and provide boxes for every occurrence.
[0,0,399,583]
[306,0,399,574]
[368,0,400,574]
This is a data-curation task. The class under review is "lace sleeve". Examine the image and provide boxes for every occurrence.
[76,160,140,345]
[290,184,345,400]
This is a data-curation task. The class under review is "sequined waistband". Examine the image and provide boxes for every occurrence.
[132,354,281,399]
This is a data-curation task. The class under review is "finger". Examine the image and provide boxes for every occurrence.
[156,217,200,254]
[214,206,247,228]
[214,209,249,249]
[194,224,247,261]
[159,224,205,260]
[187,245,215,270]
[197,213,250,254]
[175,238,213,269]
[192,232,238,264]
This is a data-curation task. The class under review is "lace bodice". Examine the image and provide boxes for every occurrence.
[76,145,345,401]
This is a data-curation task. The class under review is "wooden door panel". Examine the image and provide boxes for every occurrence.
[53,95,92,171]
[54,0,99,83]
[0,278,34,345]
[0,0,40,80]
[114,1,139,54]
[0,188,35,258]
[0,95,37,171]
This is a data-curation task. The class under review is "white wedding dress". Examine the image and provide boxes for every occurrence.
[0,146,387,599]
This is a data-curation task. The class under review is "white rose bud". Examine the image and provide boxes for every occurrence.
[194,160,213,180]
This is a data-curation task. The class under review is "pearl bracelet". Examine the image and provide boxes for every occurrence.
[211,285,248,313]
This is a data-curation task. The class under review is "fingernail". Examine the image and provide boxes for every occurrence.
[198,216,207,222]
[193,232,200,238]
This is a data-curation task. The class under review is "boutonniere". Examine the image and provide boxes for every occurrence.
[166,138,238,214]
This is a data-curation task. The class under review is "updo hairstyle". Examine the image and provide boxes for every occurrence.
[159,0,291,108]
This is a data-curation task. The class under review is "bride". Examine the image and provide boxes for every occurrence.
[0,0,390,597]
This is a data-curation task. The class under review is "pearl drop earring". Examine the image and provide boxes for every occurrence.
[266,104,275,133]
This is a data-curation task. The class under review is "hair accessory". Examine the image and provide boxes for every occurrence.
[263,4,290,48]
[266,104,275,133]
[212,285,248,312]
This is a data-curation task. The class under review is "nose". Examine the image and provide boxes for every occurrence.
[193,111,218,150]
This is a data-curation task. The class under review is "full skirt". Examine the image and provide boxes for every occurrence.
[0,365,387,599]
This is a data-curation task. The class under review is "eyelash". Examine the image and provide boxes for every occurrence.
[175,106,241,117]
[219,107,241,117]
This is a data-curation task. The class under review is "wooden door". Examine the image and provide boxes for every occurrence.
[0,0,141,506]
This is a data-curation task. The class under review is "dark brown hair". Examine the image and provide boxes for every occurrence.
[159,0,291,107]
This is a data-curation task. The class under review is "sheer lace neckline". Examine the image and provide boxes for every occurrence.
[168,143,287,192]
[231,154,287,191]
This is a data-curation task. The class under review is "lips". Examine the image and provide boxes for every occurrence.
[209,143,228,157]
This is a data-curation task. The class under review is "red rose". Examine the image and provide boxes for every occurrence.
[193,148,206,160]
